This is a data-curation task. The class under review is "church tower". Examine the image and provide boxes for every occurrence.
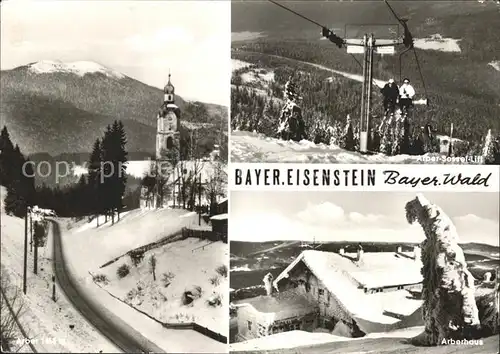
[156,72,181,161]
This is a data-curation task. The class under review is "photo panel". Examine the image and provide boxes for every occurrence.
[1,1,229,353]
[228,189,500,353]
[231,0,500,165]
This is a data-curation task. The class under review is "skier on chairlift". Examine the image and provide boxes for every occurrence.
[380,78,399,116]
[399,78,415,115]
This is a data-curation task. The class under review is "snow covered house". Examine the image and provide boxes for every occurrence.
[233,248,424,342]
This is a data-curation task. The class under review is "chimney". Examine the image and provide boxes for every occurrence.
[339,247,345,255]
[413,245,421,261]
[356,244,364,261]
[397,246,402,253]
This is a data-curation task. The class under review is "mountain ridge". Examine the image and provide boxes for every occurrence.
[0,61,228,157]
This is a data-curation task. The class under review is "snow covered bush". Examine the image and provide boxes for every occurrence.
[206,293,222,308]
[182,285,203,305]
[93,274,109,285]
[405,194,480,345]
[161,272,175,288]
[215,265,228,278]
[209,276,220,286]
[129,249,145,267]
[117,264,130,279]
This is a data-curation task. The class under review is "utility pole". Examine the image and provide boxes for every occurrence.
[23,207,28,294]
[198,173,202,226]
[33,221,38,275]
[29,211,33,253]
[359,34,375,153]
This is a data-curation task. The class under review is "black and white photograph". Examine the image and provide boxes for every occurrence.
[231,0,500,164]
[1,1,229,352]
[229,191,500,353]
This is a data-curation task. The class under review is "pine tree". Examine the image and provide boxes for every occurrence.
[87,138,102,222]
[340,115,355,151]
[100,125,114,222]
[113,121,128,220]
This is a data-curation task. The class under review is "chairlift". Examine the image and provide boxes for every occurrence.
[384,1,430,109]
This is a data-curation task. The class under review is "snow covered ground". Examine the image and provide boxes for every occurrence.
[0,187,118,353]
[232,31,265,42]
[61,207,228,352]
[230,326,424,352]
[489,61,500,72]
[414,35,461,52]
[231,130,478,164]
[94,237,228,334]
[27,60,125,79]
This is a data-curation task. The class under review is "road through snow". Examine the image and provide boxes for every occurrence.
[50,220,165,353]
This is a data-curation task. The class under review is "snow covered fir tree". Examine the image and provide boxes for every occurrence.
[276,77,306,142]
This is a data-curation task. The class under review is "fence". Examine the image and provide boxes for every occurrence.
[182,227,223,242]
[99,229,185,269]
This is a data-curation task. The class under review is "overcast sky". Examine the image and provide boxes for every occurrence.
[1,0,230,106]
[230,192,500,246]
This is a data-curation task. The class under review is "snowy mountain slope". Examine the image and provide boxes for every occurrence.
[61,208,228,351]
[230,131,480,164]
[1,60,227,156]
[27,60,125,79]
[0,187,118,353]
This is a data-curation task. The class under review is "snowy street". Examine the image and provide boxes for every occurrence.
[50,220,165,353]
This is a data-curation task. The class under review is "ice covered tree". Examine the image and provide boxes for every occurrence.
[405,194,480,345]
[340,115,355,151]
[482,129,500,164]
[276,77,306,142]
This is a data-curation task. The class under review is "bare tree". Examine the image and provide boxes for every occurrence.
[1,270,25,352]
[149,254,157,281]
[204,160,227,215]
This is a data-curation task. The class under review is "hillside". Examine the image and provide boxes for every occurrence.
[62,208,228,351]
[0,61,228,157]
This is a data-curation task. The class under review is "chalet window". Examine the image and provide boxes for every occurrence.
[257,324,267,337]
[247,321,252,331]
[318,288,324,296]
[327,292,330,303]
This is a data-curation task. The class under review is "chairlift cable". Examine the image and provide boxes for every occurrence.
[267,0,378,86]
[383,0,429,103]
[267,0,325,29]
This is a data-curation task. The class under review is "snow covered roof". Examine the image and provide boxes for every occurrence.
[236,292,315,321]
[166,103,178,109]
[274,250,423,324]
[210,213,228,221]
[218,198,228,204]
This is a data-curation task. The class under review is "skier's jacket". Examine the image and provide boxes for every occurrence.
[399,83,416,100]
[380,83,399,102]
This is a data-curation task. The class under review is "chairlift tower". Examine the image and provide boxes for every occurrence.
[344,33,403,153]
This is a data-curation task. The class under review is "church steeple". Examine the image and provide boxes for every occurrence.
[164,70,175,103]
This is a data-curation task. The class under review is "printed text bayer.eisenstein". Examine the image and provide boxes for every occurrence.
[234,168,492,188]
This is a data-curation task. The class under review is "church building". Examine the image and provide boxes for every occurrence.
[156,73,181,161]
